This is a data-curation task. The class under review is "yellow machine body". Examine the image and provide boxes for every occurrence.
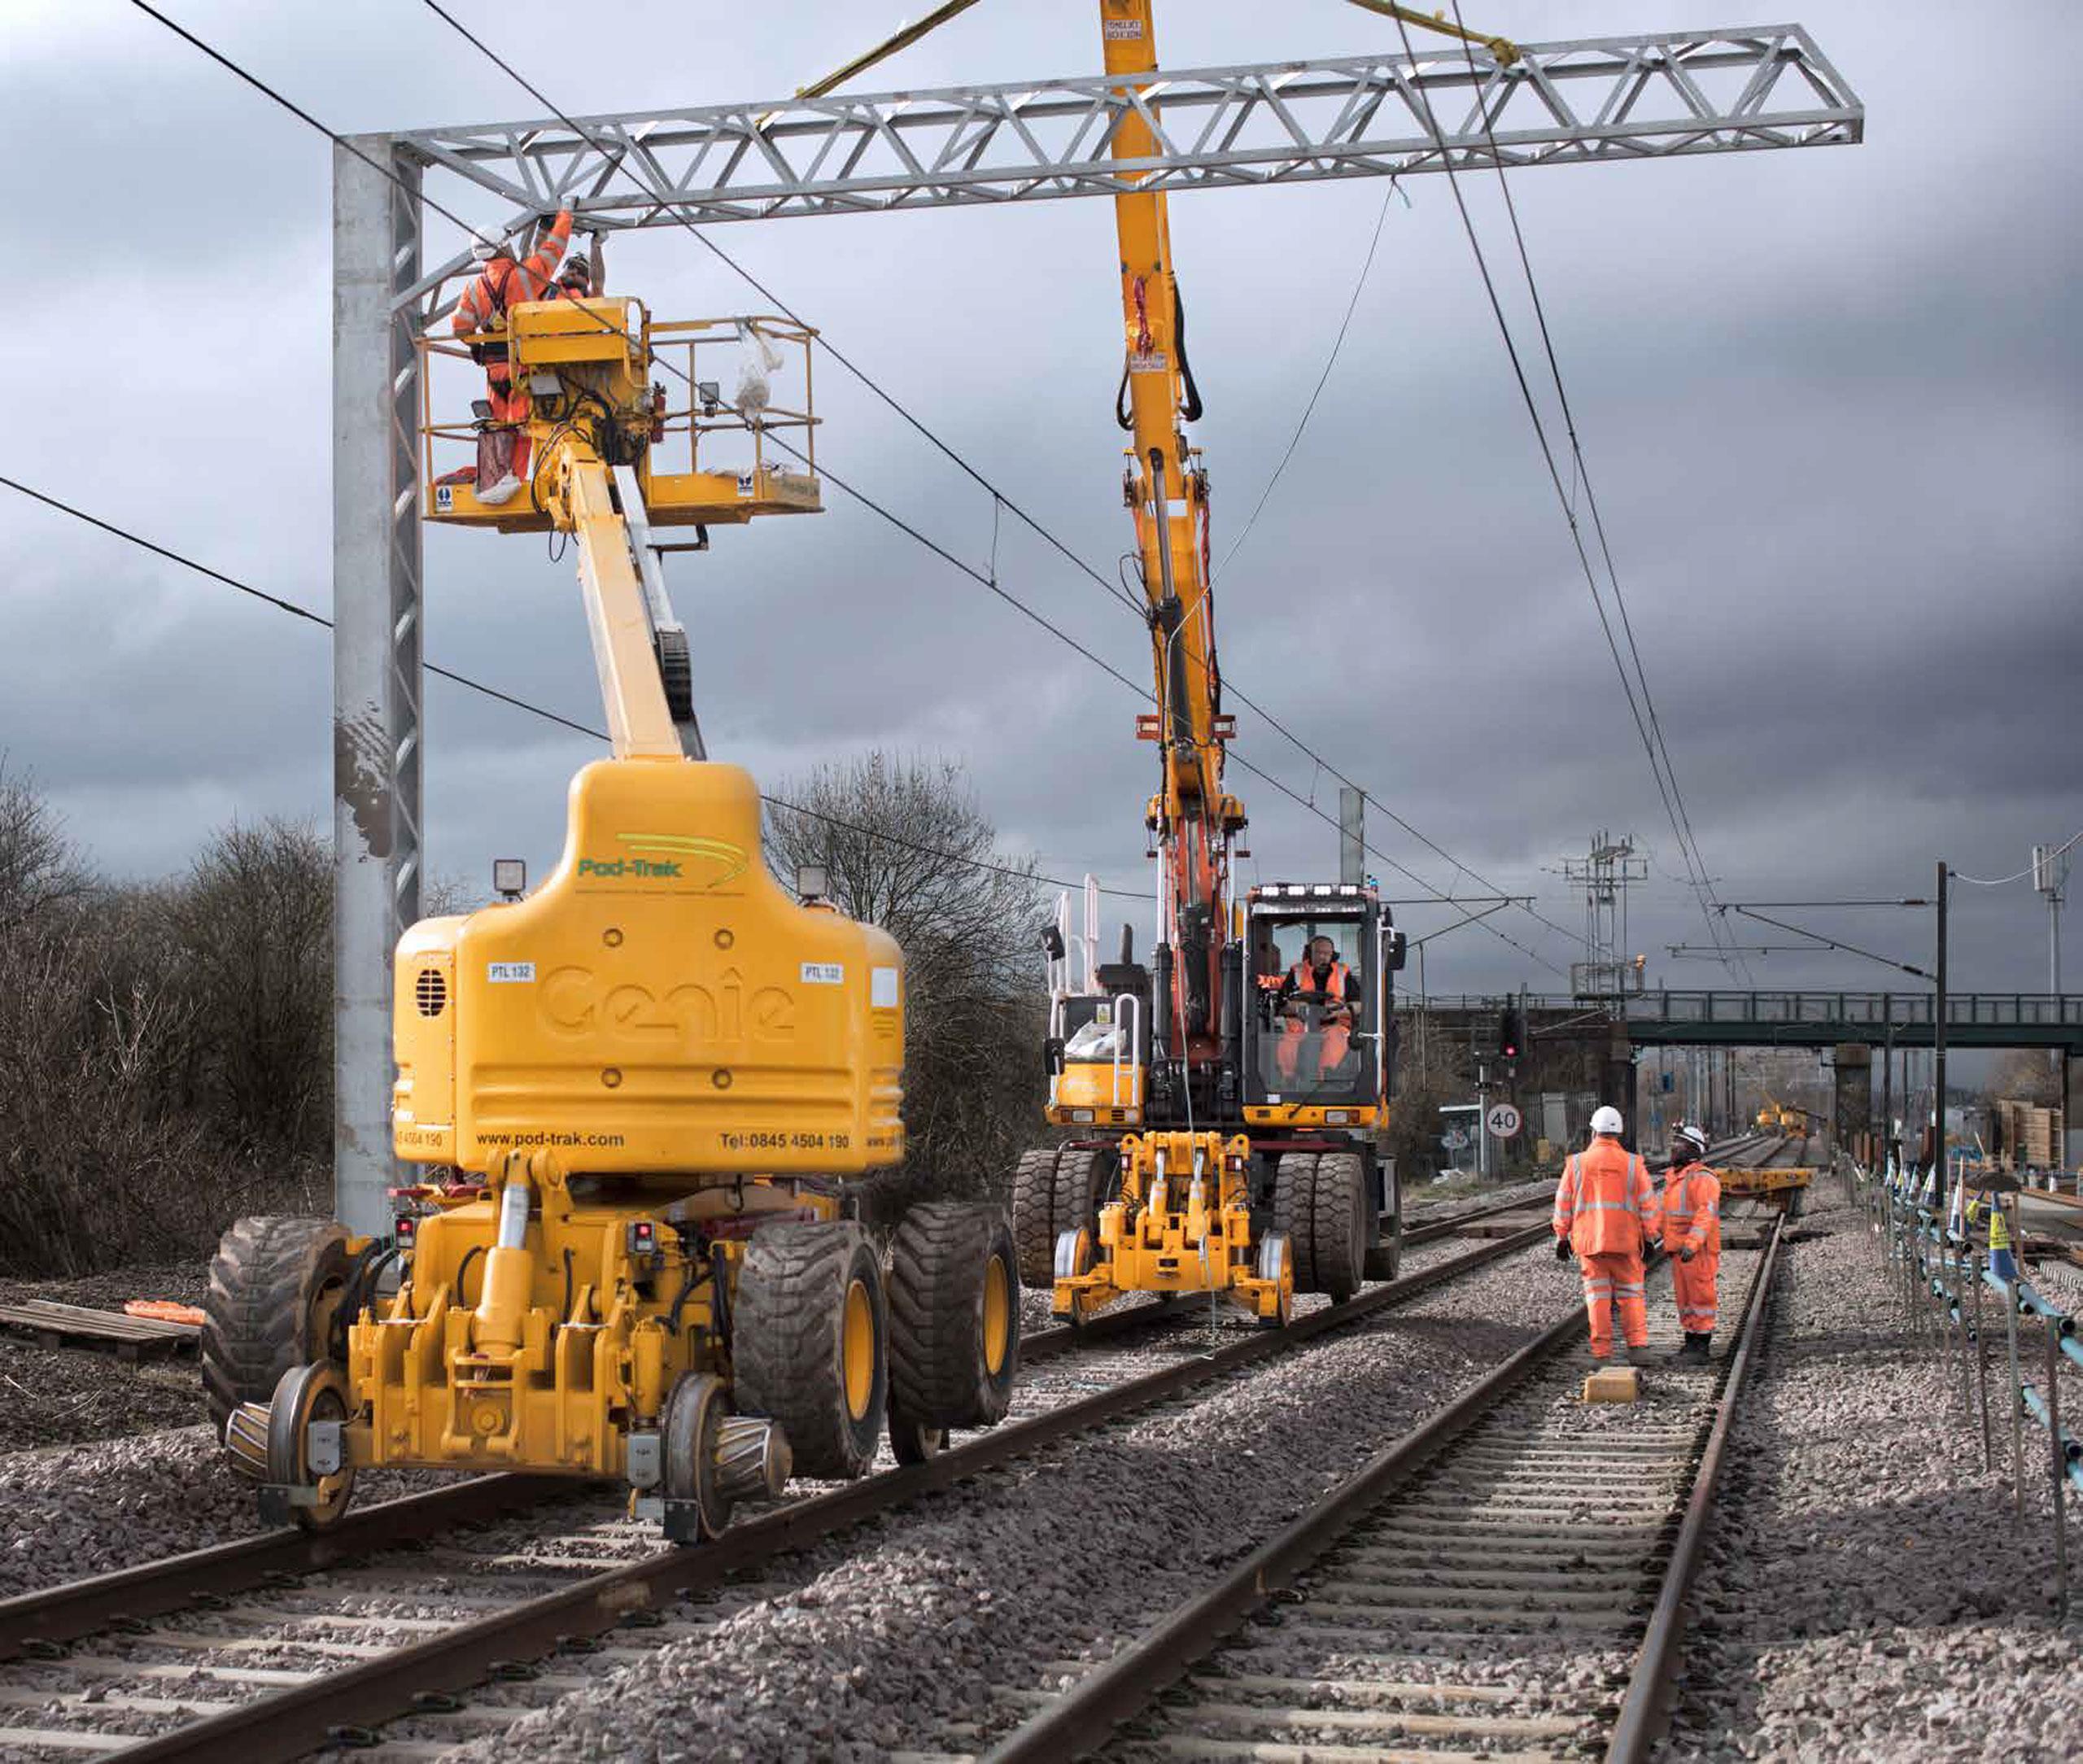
[345,1153,831,1476]
[1052,1131,1290,1323]
[393,758,903,1177]
[1720,1164,1814,1212]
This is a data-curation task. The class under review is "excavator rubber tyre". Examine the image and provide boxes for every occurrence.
[202,1216,352,1443]
[1011,1148,1060,1290]
[734,1220,886,1481]
[1051,1146,1111,1251]
[1274,1152,1366,1303]
[662,1370,735,1543]
[263,1360,356,1531]
[887,1203,1020,1438]
[1309,1152,1369,1301]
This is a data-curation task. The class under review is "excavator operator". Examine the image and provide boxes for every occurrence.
[454,206,573,508]
[1273,934,1361,1081]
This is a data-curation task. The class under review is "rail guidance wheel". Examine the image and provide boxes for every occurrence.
[1254,1229,1295,1329]
[202,1216,352,1443]
[887,1203,1020,1455]
[734,1220,887,1481]
[662,1370,735,1543]
[263,1360,356,1531]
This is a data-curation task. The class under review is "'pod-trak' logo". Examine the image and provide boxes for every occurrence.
[576,833,749,889]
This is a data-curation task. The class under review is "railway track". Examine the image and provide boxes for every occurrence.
[979,1217,1786,1764]
[0,1223,1551,1763]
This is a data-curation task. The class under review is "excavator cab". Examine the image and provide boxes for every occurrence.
[1241,883,1402,1128]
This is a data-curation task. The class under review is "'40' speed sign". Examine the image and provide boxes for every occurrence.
[1484,1103,1522,1139]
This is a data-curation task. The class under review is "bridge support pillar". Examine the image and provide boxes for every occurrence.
[1832,1042,1872,1164]
[1605,1028,1636,1149]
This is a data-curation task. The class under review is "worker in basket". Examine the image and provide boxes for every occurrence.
[1553,1107,1658,1372]
[1659,1121,1721,1363]
[453,206,573,507]
[1273,934,1361,1082]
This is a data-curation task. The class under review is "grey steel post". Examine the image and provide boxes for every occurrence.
[1972,1245,1992,1472]
[1338,787,1364,887]
[333,137,424,1240]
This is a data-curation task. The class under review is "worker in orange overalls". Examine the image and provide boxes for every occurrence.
[1273,935,1361,1082]
[1552,1106,1659,1371]
[453,207,574,507]
[1659,1121,1721,1364]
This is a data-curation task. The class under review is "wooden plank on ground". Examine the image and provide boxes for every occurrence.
[0,1299,195,1358]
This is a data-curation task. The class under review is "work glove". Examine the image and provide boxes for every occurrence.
[1554,1236,1572,1262]
[1680,1244,1697,1263]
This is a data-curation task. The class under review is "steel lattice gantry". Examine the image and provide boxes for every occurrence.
[332,24,1862,1232]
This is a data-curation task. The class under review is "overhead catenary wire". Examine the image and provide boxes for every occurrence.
[410,0,1578,965]
[1952,827,2082,889]
[1394,6,1749,982]
[0,472,1146,902]
[128,0,1570,963]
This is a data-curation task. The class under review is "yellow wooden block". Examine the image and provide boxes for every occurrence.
[1582,1365,1640,1404]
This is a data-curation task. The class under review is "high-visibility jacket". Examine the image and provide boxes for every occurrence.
[1553,1137,1657,1257]
[454,211,574,355]
[1283,960,1354,1009]
[1659,1162,1721,1259]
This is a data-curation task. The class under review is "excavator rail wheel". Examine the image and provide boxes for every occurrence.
[201,1217,352,1443]
[887,1203,1020,1441]
[734,1220,887,1481]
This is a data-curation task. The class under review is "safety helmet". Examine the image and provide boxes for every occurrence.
[1673,1122,1710,1157]
[469,229,510,264]
[1591,1105,1625,1137]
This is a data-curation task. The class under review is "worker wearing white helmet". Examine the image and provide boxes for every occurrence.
[1659,1123,1721,1364]
[1552,1106,1658,1369]
[453,205,574,506]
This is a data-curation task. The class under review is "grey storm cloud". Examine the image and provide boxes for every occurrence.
[0,0,2076,1006]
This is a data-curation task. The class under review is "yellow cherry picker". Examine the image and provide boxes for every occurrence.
[202,277,1018,1539]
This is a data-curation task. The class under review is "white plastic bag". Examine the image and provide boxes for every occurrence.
[732,320,784,421]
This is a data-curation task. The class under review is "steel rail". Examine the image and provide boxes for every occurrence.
[0,1472,581,1659]
[981,1218,1787,1762]
[1606,1213,1787,1759]
[70,1225,1548,1762]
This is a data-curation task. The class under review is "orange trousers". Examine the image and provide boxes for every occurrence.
[478,368,534,484]
[1673,1253,1718,1334]
[1275,1019,1349,1081]
[1579,1249,1648,1357]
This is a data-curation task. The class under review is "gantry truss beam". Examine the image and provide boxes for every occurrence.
[394,24,1859,309]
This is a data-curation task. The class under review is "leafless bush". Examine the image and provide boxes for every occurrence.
[764,754,1046,1214]
[0,779,334,1274]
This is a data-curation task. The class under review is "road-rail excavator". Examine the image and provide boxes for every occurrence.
[200,281,1018,1539]
[1012,0,1411,1329]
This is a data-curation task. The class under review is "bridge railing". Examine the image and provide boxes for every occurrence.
[1406,992,2083,1029]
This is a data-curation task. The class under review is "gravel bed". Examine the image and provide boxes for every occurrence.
[1662,1190,2083,1762]
[425,1238,1584,1763]
[0,1426,459,1600]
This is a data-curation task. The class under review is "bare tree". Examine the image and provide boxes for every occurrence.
[1384,1015,1473,1184]
[171,819,333,1157]
[763,754,1046,1208]
[0,756,89,937]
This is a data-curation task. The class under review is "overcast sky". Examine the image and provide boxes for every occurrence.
[3,0,2077,1021]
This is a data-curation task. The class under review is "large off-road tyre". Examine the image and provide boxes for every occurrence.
[202,1217,352,1443]
[888,1204,1020,1437]
[1309,1152,1369,1301]
[733,1221,886,1482]
[1274,1152,1366,1302]
[1051,1147,1111,1247]
[1011,1148,1060,1290]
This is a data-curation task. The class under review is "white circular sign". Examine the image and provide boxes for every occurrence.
[1444,1129,1470,1151]
[1485,1103,1522,1139]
